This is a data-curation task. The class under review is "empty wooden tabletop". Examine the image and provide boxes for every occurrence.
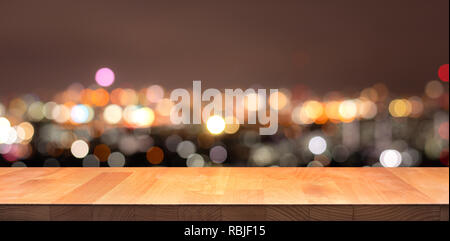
[0,167,448,221]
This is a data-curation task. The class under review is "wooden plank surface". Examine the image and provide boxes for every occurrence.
[0,167,448,221]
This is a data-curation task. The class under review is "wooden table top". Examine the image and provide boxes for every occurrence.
[0,167,448,205]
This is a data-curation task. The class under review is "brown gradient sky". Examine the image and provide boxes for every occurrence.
[0,0,448,98]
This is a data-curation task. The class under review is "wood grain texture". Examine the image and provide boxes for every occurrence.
[0,167,448,221]
[0,205,446,221]
[441,206,449,221]
[353,205,441,221]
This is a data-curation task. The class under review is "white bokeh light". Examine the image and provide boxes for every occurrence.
[71,140,89,158]
[380,149,402,167]
[308,136,327,155]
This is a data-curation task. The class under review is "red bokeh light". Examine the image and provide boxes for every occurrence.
[438,64,449,82]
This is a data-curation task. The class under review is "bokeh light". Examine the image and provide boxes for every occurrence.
[308,136,327,155]
[94,144,111,162]
[131,107,155,127]
[103,104,123,124]
[425,80,444,99]
[438,64,449,82]
[176,140,196,158]
[209,146,227,164]
[146,146,164,165]
[0,117,12,144]
[303,101,323,121]
[206,115,226,135]
[0,65,448,169]
[146,85,164,103]
[269,91,289,110]
[17,122,34,141]
[108,152,126,167]
[95,67,115,87]
[83,154,100,167]
[224,116,240,134]
[339,100,357,122]
[380,149,402,167]
[389,99,412,117]
[71,140,89,158]
[156,98,174,116]
[71,104,90,124]
[186,153,205,167]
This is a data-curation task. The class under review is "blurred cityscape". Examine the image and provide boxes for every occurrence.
[0,65,448,168]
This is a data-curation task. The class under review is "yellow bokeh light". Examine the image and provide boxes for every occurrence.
[269,91,289,110]
[325,101,341,122]
[339,100,357,122]
[17,122,34,141]
[303,101,323,120]
[207,115,226,135]
[131,107,155,127]
[224,116,240,134]
[123,105,138,124]
[389,99,412,117]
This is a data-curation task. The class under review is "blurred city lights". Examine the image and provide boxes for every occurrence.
[0,66,448,168]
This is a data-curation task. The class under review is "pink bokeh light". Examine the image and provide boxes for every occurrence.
[95,67,115,87]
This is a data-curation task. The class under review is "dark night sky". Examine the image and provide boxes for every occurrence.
[0,0,448,98]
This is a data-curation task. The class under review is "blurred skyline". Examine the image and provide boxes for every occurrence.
[0,0,448,98]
